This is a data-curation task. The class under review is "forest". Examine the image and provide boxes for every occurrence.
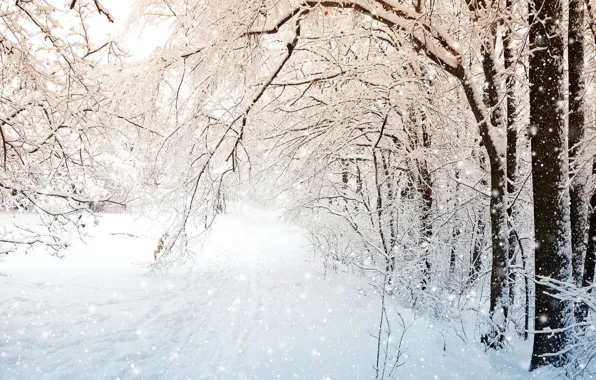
[1,0,596,378]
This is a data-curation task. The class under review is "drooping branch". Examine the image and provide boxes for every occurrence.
[247,1,461,69]
[228,12,305,164]
[247,0,504,160]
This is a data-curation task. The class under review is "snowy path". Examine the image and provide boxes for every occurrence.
[0,206,534,379]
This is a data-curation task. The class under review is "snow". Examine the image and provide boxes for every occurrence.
[0,205,546,379]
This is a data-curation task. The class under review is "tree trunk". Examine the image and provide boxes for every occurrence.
[419,123,433,288]
[450,170,461,275]
[481,162,509,348]
[455,8,511,343]
[528,0,574,369]
[569,0,588,291]
[470,215,485,282]
[504,0,518,310]
[469,146,487,283]
[522,243,530,340]
[406,109,433,290]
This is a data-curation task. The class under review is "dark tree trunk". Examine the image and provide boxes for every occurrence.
[406,109,433,290]
[470,216,485,281]
[522,244,530,340]
[477,29,510,348]
[569,0,588,291]
[481,163,509,348]
[528,0,574,369]
[470,146,487,283]
[466,0,511,328]
[373,150,392,274]
[504,0,518,310]
[450,231,458,274]
[455,0,511,349]
[381,153,398,252]
[419,123,433,287]
[450,171,460,275]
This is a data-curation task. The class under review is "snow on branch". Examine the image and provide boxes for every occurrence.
[92,0,115,23]
[228,15,304,164]
[70,0,115,23]
[536,276,596,313]
[244,0,505,158]
[0,182,125,208]
[246,0,462,69]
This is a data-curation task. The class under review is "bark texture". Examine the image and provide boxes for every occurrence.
[529,0,574,369]
[569,0,588,289]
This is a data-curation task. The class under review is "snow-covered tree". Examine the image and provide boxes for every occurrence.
[0,1,126,254]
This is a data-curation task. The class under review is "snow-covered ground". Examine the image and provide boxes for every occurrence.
[0,205,547,379]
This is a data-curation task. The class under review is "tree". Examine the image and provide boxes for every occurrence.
[528,0,574,369]
[0,0,125,254]
[569,0,588,291]
[126,0,595,370]
[242,0,514,348]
